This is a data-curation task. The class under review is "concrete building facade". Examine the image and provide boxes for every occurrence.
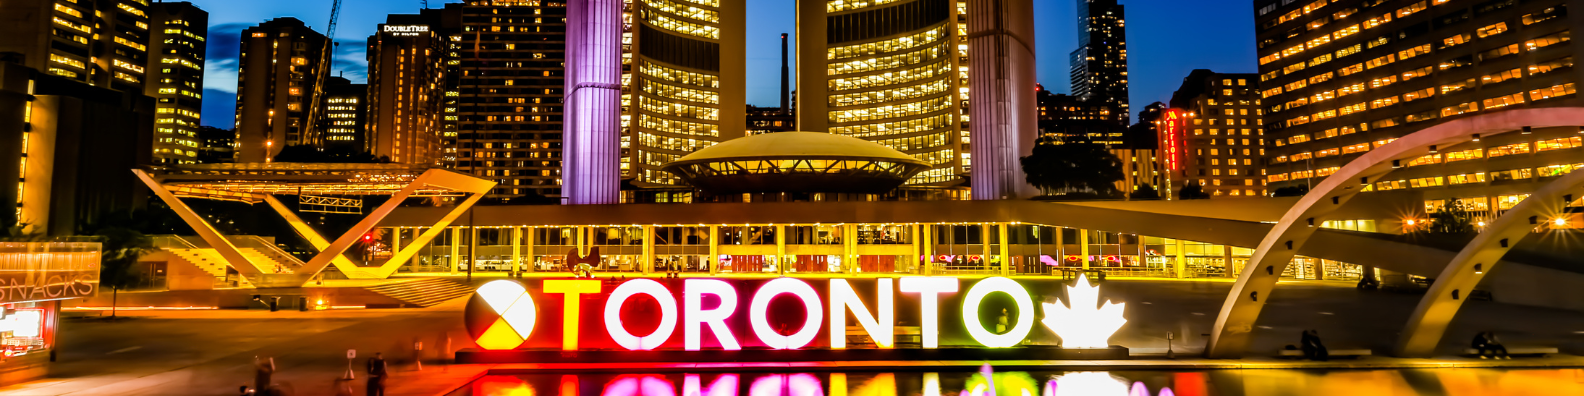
[1256,0,1584,216]
[627,0,746,188]
[233,18,330,162]
[366,14,447,166]
[1170,70,1267,198]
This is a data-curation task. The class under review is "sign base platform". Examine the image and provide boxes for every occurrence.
[455,346,1130,365]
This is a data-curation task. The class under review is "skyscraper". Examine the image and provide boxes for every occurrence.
[626,0,746,187]
[147,2,208,166]
[439,2,570,199]
[1169,69,1265,198]
[1070,0,1129,123]
[1256,0,1583,214]
[233,18,329,162]
[318,76,368,154]
[367,13,447,166]
[796,0,966,187]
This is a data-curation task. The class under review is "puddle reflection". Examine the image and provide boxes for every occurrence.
[455,368,1584,396]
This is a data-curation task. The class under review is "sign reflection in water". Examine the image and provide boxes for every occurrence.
[457,371,1169,396]
[455,368,1584,396]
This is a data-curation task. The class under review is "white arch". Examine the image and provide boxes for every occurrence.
[1205,108,1584,358]
[1394,169,1584,357]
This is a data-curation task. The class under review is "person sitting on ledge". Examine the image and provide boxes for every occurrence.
[1300,329,1328,361]
[1473,331,1510,360]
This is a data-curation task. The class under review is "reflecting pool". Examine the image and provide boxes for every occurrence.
[450,368,1584,396]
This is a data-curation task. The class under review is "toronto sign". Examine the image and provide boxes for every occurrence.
[464,275,1125,351]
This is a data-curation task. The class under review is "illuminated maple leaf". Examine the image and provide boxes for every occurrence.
[1041,274,1126,348]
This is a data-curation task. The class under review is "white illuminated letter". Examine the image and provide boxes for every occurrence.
[604,279,679,350]
[829,278,894,349]
[899,277,958,349]
[961,277,1035,348]
[749,278,823,349]
[684,279,741,351]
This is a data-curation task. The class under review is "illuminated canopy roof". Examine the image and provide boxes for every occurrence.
[661,132,930,194]
[147,163,464,203]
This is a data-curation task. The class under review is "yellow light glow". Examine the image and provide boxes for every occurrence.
[1042,275,1127,348]
[1556,218,1568,226]
[544,279,601,351]
[961,277,1035,348]
[829,279,895,349]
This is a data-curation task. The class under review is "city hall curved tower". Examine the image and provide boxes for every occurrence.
[797,0,965,187]
[628,0,747,187]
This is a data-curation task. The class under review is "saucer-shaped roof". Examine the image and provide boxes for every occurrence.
[661,132,930,194]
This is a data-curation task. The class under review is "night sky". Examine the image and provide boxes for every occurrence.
[189,0,1255,128]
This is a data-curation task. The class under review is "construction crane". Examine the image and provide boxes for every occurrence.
[305,0,342,151]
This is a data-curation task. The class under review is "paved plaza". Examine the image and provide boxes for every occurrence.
[4,279,1584,395]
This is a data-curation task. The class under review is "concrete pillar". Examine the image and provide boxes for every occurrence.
[469,227,479,272]
[845,224,859,274]
[921,224,934,275]
[776,224,787,275]
[562,0,623,204]
[1174,238,1187,279]
[1054,227,1064,271]
[449,227,460,273]
[1312,258,1326,280]
[576,226,586,256]
[642,225,655,275]
[1223,244,1236,278]
[998,223,1010,276]
[391,228,402,260]
[708,226,720,275]
[910,224,922,274]
[511,227,521,276]
[966,0,1039,200]
[1079,229,1090,270]
[524,227,536,273]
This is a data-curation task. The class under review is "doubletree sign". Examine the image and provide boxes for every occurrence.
[464,275,1125,351]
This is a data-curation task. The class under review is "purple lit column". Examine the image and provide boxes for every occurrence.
[562,0,623,205]
[967,0,1038,200]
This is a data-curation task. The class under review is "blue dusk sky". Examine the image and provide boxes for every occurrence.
[189,0,1256,128]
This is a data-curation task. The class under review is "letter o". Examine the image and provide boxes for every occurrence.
[961,277,1035,348]
[604,279,679,350]
[749,278,823,349]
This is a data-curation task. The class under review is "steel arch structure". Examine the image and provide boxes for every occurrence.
[1394,168,1584,357]
[1205,107,1584,358]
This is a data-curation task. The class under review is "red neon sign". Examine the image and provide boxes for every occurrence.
[1159,109,1188,172]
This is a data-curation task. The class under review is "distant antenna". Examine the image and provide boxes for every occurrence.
[422,0,429,8]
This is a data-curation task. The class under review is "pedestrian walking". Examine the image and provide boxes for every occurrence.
[254,356,275,393]
[366,352,388,396]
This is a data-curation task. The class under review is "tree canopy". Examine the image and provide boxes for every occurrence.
[1178,181,1210,199]
[1129,183,1161,200]
[1019,136,1125,199]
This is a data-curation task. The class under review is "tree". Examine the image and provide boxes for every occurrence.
[1273,185,1310,197]
[78,210,156,319]
[1178,181,1210,199]
[1414,200,1478,236]
[1020,136,1125,199]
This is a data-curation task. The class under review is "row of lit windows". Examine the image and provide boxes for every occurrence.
[1262,2,1560,86]
[828,25,947,61]
[830,60,951,92]
[641,11,719,39]
[640,78,718,104]
[830,79,950,108]
[639,60,718,88]
[829,96,953,124]
[637,131,713,153]
[1285,83,1578,127]
[827,44,947,76]
[637,113,719,137]
[827,0,903,13]
[830,113,953,138]
[643,0,719,23]
[638,95,719,120]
